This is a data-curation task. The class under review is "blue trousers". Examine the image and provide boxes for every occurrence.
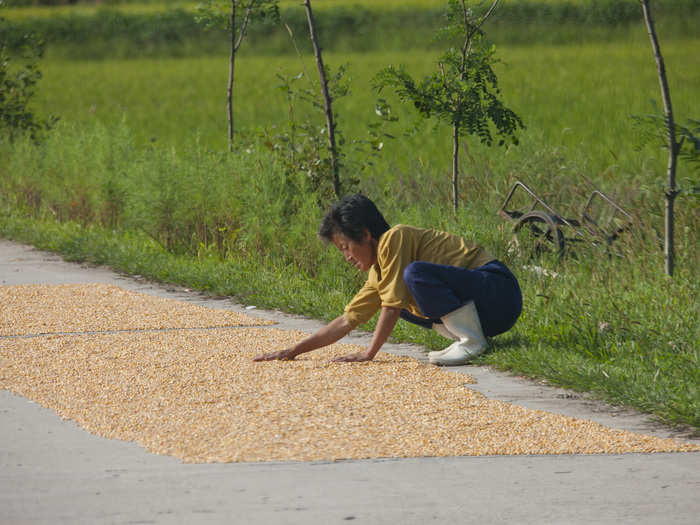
[400,260,522,337]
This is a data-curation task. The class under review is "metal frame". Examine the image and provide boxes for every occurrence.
[497,180,634,254]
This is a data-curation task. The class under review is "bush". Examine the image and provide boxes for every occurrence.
[0,10,56,141]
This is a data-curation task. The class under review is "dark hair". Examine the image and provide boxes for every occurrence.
[318,194,390,243]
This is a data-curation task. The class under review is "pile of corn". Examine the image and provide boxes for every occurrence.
[1,284,697,462]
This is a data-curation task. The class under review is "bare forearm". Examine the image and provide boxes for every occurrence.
[289,314,353,357]
[331,306,400,362]
[364,306,401,359]
[255,308,399,363]
[253,314,353,362]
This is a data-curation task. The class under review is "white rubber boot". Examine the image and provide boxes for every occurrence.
[428,301,488,366]
[432,322,457,341]
[428,323,458,360]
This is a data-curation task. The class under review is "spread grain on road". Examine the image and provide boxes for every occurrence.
[1,284,697,462]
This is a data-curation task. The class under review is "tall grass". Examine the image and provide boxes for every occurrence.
[0,118,367,305]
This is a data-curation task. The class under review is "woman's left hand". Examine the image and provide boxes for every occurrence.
[332,351,374,363]
[331,307,400,363]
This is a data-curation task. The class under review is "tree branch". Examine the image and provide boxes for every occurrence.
[462,0,499,60]
[234,2,255,52]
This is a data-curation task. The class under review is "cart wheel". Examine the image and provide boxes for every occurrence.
[511,211,565,258]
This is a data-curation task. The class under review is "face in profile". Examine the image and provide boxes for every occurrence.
[331,230,377,272]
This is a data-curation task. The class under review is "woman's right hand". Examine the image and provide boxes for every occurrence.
[252,314,353,363]
[252,348,298,361]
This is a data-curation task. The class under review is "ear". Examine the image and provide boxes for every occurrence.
[362,228,373,243]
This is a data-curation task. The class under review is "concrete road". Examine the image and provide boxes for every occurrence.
[1,239,698,525]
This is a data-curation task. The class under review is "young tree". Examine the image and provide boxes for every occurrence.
[302,0,342,198]
[638,0,681,277]
[374,0,522,213]
[196,0,279,152]
[264,2,396,202]
[267,66,395,204]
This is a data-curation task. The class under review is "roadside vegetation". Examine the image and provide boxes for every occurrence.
[0,0,698,430]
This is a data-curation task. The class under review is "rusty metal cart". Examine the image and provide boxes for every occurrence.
[497,180,634,258]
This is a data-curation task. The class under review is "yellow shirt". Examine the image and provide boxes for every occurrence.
[343,224,494,328]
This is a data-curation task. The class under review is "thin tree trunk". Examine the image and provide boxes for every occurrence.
[303,0,341,198]
[227,1,236,152]
[452,0,497,214]
[452,124,459,214]
[640,0,678,276]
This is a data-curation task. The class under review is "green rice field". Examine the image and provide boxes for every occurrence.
[31,39,700,191]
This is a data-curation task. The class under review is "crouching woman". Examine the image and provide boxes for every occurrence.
[254,194,522,365]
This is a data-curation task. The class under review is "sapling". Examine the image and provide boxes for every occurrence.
[265,5,397,203]
[374,0,523,214]
[635,0,698,276]
[195,0,279,152]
